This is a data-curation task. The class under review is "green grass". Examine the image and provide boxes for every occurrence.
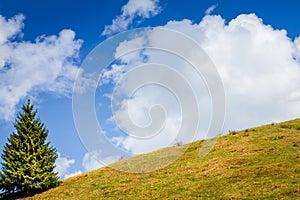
[17,119,300,199]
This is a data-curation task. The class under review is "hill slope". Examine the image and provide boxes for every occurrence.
[26,119,300,199]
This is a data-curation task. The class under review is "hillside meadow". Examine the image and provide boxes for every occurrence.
[11,119,300,199]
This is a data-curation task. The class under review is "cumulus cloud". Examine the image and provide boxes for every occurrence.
[55,153,81,179]
[99,13,300,155]
[102,0,161,35]
[111,84,182,154]
[141,13,300,131]
[294,36,300,62]
[0,14,24,45]
[100,40,212,154]
[0,14,82,121]
[169,14,300,130]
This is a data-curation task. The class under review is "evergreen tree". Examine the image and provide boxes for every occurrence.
[0,99,59,196]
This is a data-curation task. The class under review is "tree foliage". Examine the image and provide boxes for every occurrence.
[0,100,59,196]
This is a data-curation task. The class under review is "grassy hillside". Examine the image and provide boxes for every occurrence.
[24,119,300,199]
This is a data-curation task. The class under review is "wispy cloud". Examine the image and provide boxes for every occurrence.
[102,0,161,36]
[205,4,218,15]
[63,170,82,179]
[0,14,82,121]
[82,150,119,171]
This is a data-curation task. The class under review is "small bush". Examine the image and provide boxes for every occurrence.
[174,141,183,146]
[272,135,285,141]
[280,124,292,129]
[294,125,300,130]
[229,130,237,135]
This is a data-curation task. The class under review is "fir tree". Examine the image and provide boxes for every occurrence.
[0,99,59,196]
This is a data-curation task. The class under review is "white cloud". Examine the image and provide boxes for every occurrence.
[99,64,126,86]
[73,70,99,94]
[102,0,161,35]
[0,14,82,121]
[0,14,24,45]
[112,84,182,154]
[205,4,218,15]
[100,13,300,155]
[55,153,81,179]
[294,36,300,62]
[63,170,82,179]
[153,13,300,130]
[82,150,119,171]
[102,48,211,154]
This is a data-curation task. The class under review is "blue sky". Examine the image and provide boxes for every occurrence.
[1,0,300,178]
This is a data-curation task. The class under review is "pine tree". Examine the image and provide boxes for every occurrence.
[0,99,59,196]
